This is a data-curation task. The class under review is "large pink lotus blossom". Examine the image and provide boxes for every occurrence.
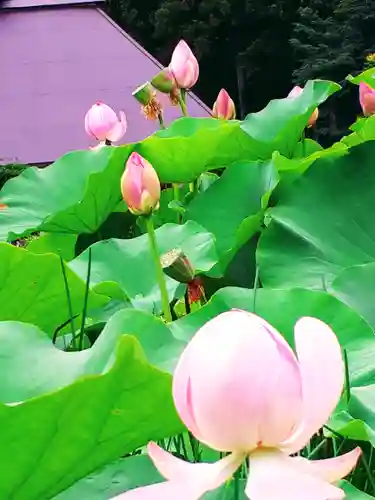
[359,82,375,116]
[120,152,160,215]
[85,102,127,144]
[169,40,199,89]
[112,310,360,500]
[288,85,319,127]
[212,89,236,120]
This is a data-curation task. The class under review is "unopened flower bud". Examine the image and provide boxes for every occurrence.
[212,89,236,120]
[121,153,161,216]
[359,82,375,116]
[84,102,127,143]
[169,40,199,90]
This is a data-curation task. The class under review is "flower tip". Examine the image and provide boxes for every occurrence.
[85,102,126,142]
[288,85,303,98]
[212,88,236,120]
[121,153,160,215]
[170,39,199,89]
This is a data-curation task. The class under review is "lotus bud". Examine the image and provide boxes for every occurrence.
[169,40,199,90]
[160,249,195,283]
[120,153,161,216]
[359,82,375,116]
[212,89,236,120]
[85,102,127,144]
[133,82,163,121]
[287,86,319,127]
[151,69,176,94]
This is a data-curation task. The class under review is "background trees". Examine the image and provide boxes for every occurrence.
[107,0,375,144]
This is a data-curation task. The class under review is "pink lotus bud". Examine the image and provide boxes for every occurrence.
[287,86,319,127]
[359,82,375,116]
[85,102,127,143]
[288,85,303,99]
[212,89,236,120]
[120,152,160,216]
[169,40,199,89]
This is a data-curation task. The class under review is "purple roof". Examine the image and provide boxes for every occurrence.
[0,6,210,165]
[3,0,103,10]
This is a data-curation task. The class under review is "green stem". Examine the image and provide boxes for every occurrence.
[145,216,172,322]
[178,91,188,117]
[343,348,351,403]
[234,468,241,499]
[173,183,180,202]
[78,247,92,351]
[189,179,198,194]
[301,128,306,157]
[361,449,375,495]
[200,287,207,305]
[173,183,182,224]
[158,112,166,129]
[97,229,103,241]
[59,256,77,349]
[184,289,191,315]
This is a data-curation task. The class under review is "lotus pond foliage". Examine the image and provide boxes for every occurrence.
[2,40,375,499]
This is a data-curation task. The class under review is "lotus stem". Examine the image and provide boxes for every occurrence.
[145,216,172,322]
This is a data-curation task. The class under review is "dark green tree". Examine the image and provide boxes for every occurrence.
[291,0,375,144]
[151,0,300,116]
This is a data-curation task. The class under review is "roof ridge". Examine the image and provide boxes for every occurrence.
[3,0,103,10]
[96,8,211,113]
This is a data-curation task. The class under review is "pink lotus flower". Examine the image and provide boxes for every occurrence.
[112,310,360,500]
[120,152,160,215]
[169,40,199,89]
[359,82,375,116]
[212,89,236,120]
[288,86,319,127]
[85,102,127,144]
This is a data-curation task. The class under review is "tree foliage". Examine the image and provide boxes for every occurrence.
[106,0,375,143]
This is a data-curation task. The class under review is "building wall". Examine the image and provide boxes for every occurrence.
[0,7,209,164]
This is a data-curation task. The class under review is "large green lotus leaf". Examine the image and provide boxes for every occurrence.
[0,146,131,241]
[346,386,375,446]
[329,385,375,450]
[341,116,375,148]
[136,117,273,183]
[0,243,106,335]
[69,221,219,313]
[257,141,375,289]
[0,311,183,500]
[27,233,78,261]
[273,142,347,177]
[328,410,375,446]
[341,482,375,500]
[271,144,348,201]
[331,263,375,331]
[55,449,368,500]
[171,287,375,387]
[241,80,340,157]
[203,236,258,299]
[56,453,246,500]
[347,68,375,87]
[55,455,162,500]
[187,160,279,272]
